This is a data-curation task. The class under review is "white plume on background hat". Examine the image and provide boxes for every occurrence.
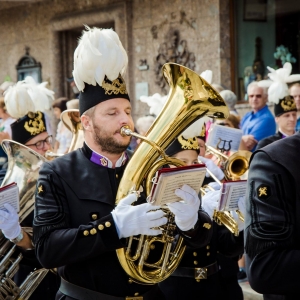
[23,76,54,111]
[73,26,128,92]
[139,93,167,116]
[200,70,213,84]
[182,118,206,140]
[258,62,300,104]
[4,76,54,119]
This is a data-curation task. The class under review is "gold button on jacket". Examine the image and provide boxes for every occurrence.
[90,228,97,235]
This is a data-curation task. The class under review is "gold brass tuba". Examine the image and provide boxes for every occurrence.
[0,140,49,300]
[115,63,229,284]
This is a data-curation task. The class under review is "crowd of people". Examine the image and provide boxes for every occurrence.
[0,25,298,300]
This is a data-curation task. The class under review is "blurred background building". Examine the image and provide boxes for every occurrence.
[0,0,299,119]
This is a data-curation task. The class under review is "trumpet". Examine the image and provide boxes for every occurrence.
[205,145,251,181]
[200,147,250,236]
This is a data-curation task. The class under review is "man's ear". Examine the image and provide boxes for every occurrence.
[81,114,92,131]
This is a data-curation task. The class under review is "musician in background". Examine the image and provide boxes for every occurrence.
[0,80,58,299]
[33,27,213,300]
[159,130,244,300]
[199,124,245,299]
[256,96,297,149]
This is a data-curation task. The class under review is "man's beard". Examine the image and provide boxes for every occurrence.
[93,123,131,154]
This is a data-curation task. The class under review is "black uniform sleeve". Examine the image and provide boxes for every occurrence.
[177,209,213,248]
[33,162,125,269]
[244,151,300,294]
[217,225,244,257]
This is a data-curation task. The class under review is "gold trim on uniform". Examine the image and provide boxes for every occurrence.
[100,157,108,166]
[203,223,211,230]
[90,228,97,235]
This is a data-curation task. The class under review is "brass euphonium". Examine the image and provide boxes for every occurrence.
[115,62,229,284]
[0,140,49,300]
[45,108,84,159]
[60,108,84,152]
[201,146,251,236]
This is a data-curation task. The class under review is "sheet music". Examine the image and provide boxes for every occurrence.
[0,184,19,212]
[150,168,206,206]
[218,181,247,211]
[207,124,243,151]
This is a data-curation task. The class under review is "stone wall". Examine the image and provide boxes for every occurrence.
[0,0,233,120]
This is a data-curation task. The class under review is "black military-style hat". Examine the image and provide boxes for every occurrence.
[73,27,130,116]
[274,95,297,117]
[79,74,130,116]
[11,111,47,145]
[166,135,200,157]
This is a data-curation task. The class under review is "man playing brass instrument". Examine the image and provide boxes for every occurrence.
[33,27,213,300]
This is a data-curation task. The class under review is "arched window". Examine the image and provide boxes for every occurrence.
[16,46,42,83]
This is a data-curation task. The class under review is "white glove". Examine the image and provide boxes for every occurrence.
[198,156,224,181]
[167,184,200,231]
[0,203,21,239]
[204,181,221,193]
[201,190,220,219]
[112,193,167,239]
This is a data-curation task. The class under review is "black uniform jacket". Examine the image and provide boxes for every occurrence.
[33,145,213,299]
[14,212,59,300]
[256,131,284,150]
[245,132,300,298]
[159,221,243,300]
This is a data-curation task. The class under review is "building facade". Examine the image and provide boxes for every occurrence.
[0,0,299,119]
[0,0,232,119]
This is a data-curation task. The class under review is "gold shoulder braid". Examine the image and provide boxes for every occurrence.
[24,111,46,135]
[281,96,296,111]
[102,75,128,95]
[178,135,199,150]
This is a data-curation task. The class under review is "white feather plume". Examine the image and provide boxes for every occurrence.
[200,70,213,84]
[4,77,54,119]
[139,93,167,116]
[73,26,128,92]
[4,82,35,119]
[182,118,207,139]
[258,62,300,104]
[23,76,54,111]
